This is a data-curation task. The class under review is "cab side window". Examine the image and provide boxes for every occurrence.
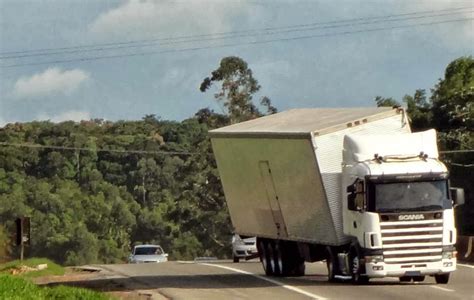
[347,179,365,211]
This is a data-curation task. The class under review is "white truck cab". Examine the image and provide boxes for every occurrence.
[342,129,461,283]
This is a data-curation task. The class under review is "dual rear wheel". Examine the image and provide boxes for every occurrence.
[400,274,449,284]
[257,238,305,277]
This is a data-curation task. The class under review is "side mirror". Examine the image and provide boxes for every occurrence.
[164,253,169,257]
[347,185,356,193]
[450,188,465,206]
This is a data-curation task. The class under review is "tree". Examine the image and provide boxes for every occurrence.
[0,225,11,262]
[403,89,431,131]
[430,56,473,235]
[200,56,276,123]
[374,96,400,107]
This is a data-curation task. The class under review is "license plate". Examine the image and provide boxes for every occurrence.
[404,271,421,276]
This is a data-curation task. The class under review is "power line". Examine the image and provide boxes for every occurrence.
[1,8,471,60]
[1,17,472,69]
[0,12,469,60]
[0,142,195,156]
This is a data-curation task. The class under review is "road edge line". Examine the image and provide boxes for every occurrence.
[430,285,455,292]
[201,263,328,300]
[458,263,474,269]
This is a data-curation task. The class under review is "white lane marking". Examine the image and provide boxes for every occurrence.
[458,263,474,269]
[201,263,327,300]
[430,286,455,293]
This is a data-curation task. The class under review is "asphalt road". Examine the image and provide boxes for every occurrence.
[96,260,474,300]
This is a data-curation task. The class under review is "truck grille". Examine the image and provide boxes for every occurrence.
[380,214,443,264]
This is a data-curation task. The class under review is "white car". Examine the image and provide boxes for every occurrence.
[231,234,257,263]
[128,244,168,264]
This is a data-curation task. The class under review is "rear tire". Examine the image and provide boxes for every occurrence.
[273,241,285,276]
[399,276,412,282]
[294,261,306,276]
[435,273,450,284]
[257,238,273,276]
[412,276,425,282]
[284,241,305,277]
[266,241,277,276]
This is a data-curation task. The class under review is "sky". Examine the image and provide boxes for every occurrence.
[0,0,473,126]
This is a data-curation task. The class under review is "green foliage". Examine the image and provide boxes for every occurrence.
[0,114,235,264]
[200,56,277,123]
[374,96,400,107]
[403,89,432,131]
[0,258,64,278]
[0,275,110,300]
[430,56,474,235]
[0,225,11,263]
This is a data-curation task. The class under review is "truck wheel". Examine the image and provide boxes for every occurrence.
[435,273,450,284]
[412,276,425,282]
[233,255,239,263]
[274,241,284,276]
[326,247,338,282]
[294,260,306,276]
[350,249,369,285]
[399,276,412,282]
[257,239,273,276]
[283,241,305,277]
[266,241,277,276]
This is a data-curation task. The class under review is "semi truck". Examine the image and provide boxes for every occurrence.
[209,107,464,284]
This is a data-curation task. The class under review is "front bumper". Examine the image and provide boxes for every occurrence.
[233,245,258,258]
[365,258,456,277]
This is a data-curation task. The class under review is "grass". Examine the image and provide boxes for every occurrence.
[0,275,111,300]
[0,257,65,278]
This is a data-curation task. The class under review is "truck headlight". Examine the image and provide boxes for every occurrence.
[442,251,456,259]
[366,255,384,263]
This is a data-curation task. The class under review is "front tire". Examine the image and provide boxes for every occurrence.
[435,273,450,284]
[350,248,369,285]
[412,276,425,282]
[233,255,239,263]
[399,276,411,282]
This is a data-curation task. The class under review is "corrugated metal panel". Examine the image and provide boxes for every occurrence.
[211,136,338,244]
[210,107,396,135]
[314,114,410,243]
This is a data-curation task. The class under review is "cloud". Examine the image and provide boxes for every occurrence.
[13,68,90,98]
[37,110,91,123]
[89,0,259,39]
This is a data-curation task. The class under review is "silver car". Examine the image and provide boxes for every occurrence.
[128,244,168,263]
[231,234,257,263]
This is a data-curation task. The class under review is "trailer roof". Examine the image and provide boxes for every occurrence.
[210,107,400,137]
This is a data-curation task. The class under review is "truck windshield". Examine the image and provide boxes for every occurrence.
[373,180,451,213]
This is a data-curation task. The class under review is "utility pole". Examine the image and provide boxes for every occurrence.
[16,217,30,262]
[142,173,146,205]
